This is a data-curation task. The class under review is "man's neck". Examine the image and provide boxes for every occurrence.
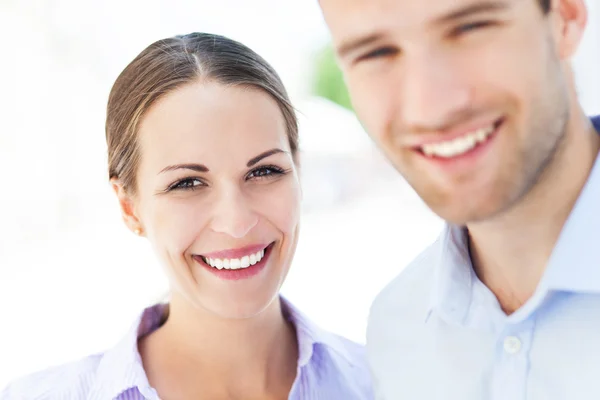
[467,112,600,315]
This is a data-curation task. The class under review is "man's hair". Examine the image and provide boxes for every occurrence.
[540,0,550,13]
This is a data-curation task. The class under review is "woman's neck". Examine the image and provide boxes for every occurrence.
[139,293,299,399]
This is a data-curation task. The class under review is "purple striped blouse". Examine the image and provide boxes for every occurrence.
[1,298,373,399]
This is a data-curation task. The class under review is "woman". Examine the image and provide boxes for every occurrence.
[1,33,373,399]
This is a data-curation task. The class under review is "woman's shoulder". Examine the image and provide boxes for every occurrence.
[317,330,368,366]
[1,354,103,400]
[2,304,167,400]
[306,332,374,399]
[281,298,373,397]
[283,298,368,365]
[317,331,371,377]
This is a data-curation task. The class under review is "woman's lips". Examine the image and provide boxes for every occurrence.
[192,242,274,281]
[199,243,270,260]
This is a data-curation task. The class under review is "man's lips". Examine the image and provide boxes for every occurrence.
[404,117,504,149]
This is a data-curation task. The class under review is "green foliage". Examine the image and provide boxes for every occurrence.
[312,45,353,111]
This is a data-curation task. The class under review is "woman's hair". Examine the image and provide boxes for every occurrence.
[106,32,299,194]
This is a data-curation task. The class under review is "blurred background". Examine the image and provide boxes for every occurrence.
[1,0,599,387]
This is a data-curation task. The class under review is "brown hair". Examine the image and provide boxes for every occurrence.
[540,0,550,13]
[106,32,298,194]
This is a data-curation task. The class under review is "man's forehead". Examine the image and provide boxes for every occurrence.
[321,0,513,31]
[321,0,516,52]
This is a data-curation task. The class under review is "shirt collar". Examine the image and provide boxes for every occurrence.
[87,297,353,400]
[426,225,474,326]
[281,296,355,367]
[427,116,600,323]
[87,304,166,400]
[541,116,600,293]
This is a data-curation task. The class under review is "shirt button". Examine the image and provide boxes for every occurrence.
[503,336,522,354]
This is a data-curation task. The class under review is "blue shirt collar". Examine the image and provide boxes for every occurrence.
[87,296,353,400]
[427,225,474,325]
[541,117,600,292]
[428,116,600,324]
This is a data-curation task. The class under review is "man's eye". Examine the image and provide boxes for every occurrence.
[451,21,494,37]
[357,47,398,62]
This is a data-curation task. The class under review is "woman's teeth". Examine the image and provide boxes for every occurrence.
[201,249,265,270]
[421,125,495,158]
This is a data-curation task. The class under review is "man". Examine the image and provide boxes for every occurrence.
[319,0,600,398]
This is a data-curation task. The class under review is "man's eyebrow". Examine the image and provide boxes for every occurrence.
[336,32,386,59]
[336,2,509,59]
[433,0,509,25]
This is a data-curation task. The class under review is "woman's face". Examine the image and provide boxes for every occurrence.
[114,81,301,319]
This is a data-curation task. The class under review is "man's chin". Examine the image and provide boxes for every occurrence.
[426,201,505,227]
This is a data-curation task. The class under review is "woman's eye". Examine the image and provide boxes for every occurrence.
[169,178,205,191]
[247,165,285,180]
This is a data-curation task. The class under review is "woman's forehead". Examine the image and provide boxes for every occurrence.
[137,82,291,171]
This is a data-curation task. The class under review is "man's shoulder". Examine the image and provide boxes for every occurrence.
[369,237,440,328]
[592,114,600,131]
[365,237,443,398]
[0,354,103,400]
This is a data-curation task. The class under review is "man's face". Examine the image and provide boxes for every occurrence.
[321,0,575,224]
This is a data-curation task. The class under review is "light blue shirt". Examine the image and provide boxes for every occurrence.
[367,117,600,400]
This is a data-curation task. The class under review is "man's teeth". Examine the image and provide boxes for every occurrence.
[202,249,265,270]
[421,125,495,158]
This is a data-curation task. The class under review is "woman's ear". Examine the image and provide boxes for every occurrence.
[111,178,145,236]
